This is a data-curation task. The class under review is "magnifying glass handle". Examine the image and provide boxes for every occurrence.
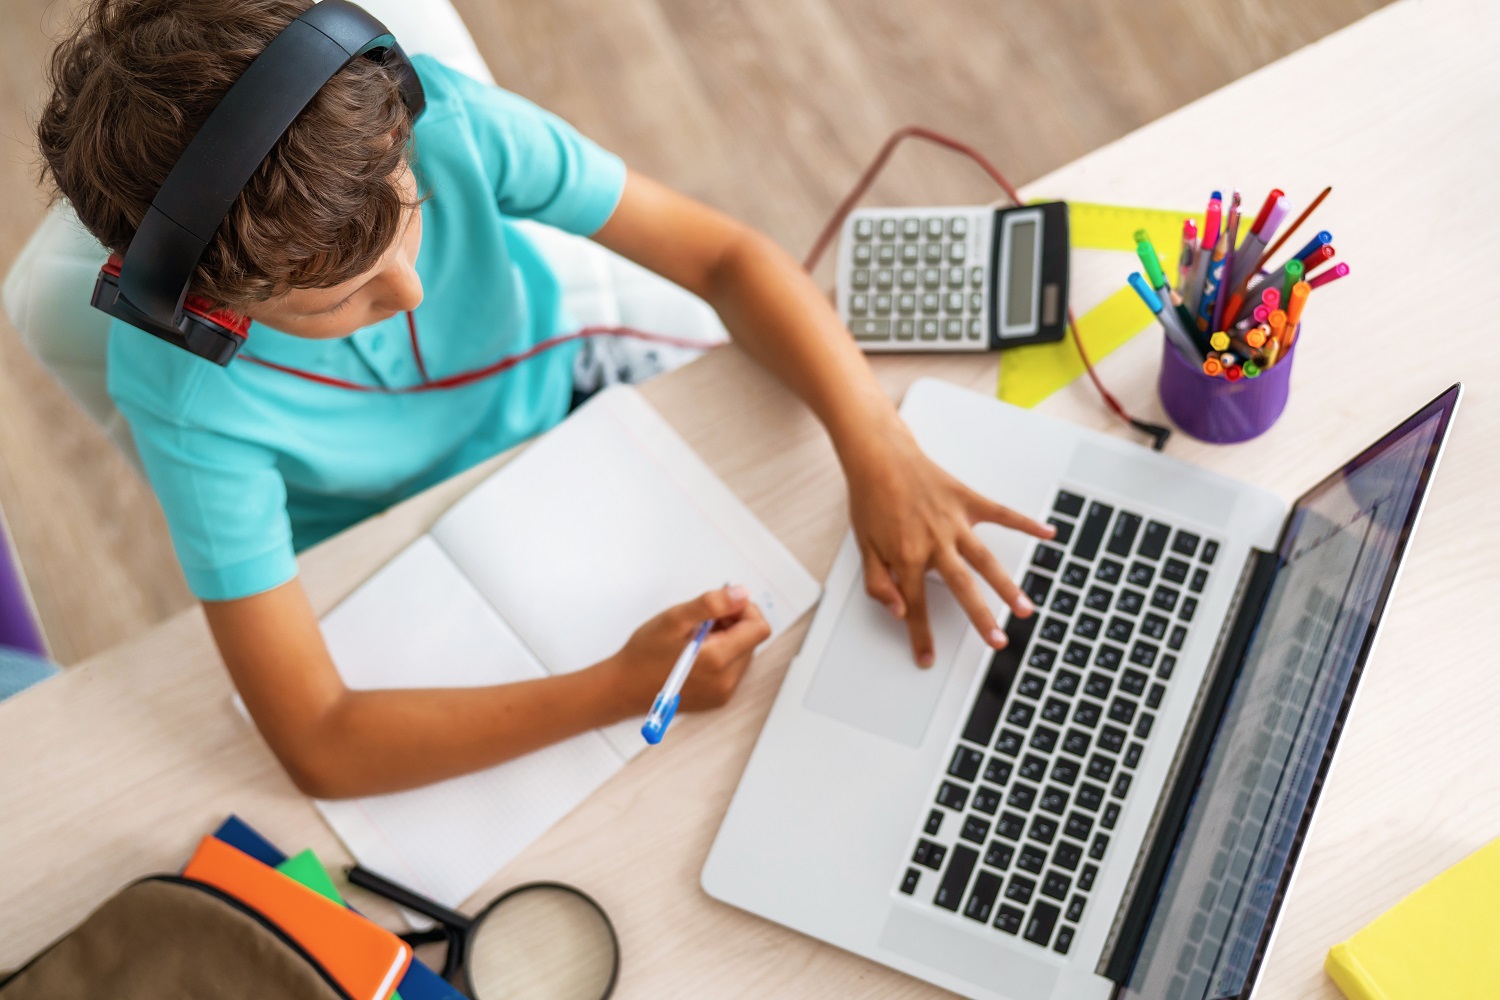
[347,865,474,931]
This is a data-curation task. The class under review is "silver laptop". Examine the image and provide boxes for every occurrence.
[703,377,1460,1000]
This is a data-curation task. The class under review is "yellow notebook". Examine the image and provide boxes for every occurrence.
[1325,836,1500,1000]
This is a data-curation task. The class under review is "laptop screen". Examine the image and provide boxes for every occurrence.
[1117,385,1460,1000]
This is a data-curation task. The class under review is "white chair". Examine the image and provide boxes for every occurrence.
[2,0,725,469]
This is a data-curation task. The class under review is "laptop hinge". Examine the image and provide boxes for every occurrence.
[1097,546,1282,992]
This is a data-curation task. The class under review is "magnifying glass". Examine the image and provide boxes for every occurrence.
[347,866,619,1000]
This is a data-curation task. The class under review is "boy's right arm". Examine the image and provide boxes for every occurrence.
[203,579,768,799]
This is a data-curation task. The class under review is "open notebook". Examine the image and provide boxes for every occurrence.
[310,386,820,909]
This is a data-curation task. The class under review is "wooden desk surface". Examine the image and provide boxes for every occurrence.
[3,1,1497,995]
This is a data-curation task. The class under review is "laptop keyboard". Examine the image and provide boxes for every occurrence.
[896,488,1220,956]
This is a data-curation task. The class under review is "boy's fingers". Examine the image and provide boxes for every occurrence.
[898,569,934,668]
[935,552,1006,650]
[957,532,1032,619]
[860,544,905,619]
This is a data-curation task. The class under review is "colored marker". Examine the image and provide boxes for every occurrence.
[1308,262,1350,289]
[1291,230,1333,262]
[1284,280,1311,330]
[1178,219,1197,296]
[1187,191,1222,314]
[1263,338,1281,367]
[1225,365,1244,382]
[1228,192,1288,300]
[1281,258,1304,306]
[1255,186,1332,272]
[1246,324,1269,349]
[1213,190,1243,332]
[1210,331,1230,352]
[1267,309,1288,354]
[1253,304,1271,324]
[1243,361,1261,378]
[1130,272,1200,362]
[1300,244,1336,273]
[1203,356,1224,377]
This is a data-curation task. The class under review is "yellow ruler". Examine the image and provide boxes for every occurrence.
[998,201,1197,408]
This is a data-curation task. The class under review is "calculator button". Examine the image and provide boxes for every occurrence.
[919,319,940,340]
[949,217,969,238]
[901,217,921,239]
[943,319,963,339]
[877,244,896,265]
[971,266,986,287]
[850,319,891,340]
[926,217,945,239]
[924,243,944,263]
[851,269,870,289]
[872,294,892,315]
[945,292,964,313]
[949,242,967,262]
[879,218,898,239]
[900,243,920,265]
[968,319,983,340]
[921,293,940,313]
[849,294,868,315]
[896,319,916,340]
[897,293,916,313]
[899,268,918,288]
[875,268,894,289]
[853,245,872,264]
[854,218,874,240]
[923,268,942,288]
[947,266,966,287]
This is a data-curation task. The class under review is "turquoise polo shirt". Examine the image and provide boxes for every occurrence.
[108,56,626,601]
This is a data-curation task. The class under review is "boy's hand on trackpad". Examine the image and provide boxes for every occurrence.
[843,420,1054,668]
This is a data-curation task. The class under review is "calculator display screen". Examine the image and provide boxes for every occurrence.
[1004,220,1038,328]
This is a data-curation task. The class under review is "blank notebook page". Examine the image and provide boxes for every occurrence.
[430,386,820,755]
[315,536,624,908]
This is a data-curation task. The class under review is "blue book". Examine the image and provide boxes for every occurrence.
[210,814,462,1000]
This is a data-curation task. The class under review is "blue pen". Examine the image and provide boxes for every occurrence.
[1291,230,1333,262]
[641,619,713,745]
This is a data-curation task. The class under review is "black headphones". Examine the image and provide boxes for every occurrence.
[90,0,426,366]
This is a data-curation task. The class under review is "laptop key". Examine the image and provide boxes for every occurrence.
[1095,559,1124,584]
[996,729,1025,757]
[1047,517,1074,545]
[1029,726,1059,754]
[1073,502,1114,561]
[1028,816,1059,845]
[1085,586,1113,612]
[1095,644,1124,671]
[1076,784,1105,811]
[1066,894,1088,922]
[1141,614,1169,641]
[1105,616,1134,643]
[1063,642,1091,667]
[1119,669,1148,696]
[1089,833,1111,860]
[1073,700,1102,728]
[948,745,984,781]
[965,871,1004,923]
[1102,802,1122,830]
[1039,617,1068,643]
[1006,702,1036,728]
[1179,597,1198,622]
[1168,625,1188,651]
[1086,755,1115,782]
[1139,521,1171,559]
[1005,875,1036,905]
[1162,557,1190,584]
[1051,758,1081,786]
[1052,669,1081,696]
[1051,590,1080,616]
[1017,844,1048,874]
[1039,786,1068,815]
[994,905,1025,935]
[901,868,921,895]
[1127,561,1154,587]
[1152,586,1180,613]
[1021,572,1053,608]
[1106,512,1142,557]
[972,786,1003,815]
[1147,683,1166,709]
[1054,925,1076,955]
[1063,729,1091,757]
[1061,562,1089,589]
[1065,811,1093,841]
[1032,545,1065,572]
[925,809,944,835]
[1201,540,1219,564]
[1019,672,1049,701]
[1136,713,1155,739]
[1079,864,1098,891]
[1042,697,1070,724]
[1116,589,1145,615]
[1052,841,1083,871]
[1041,871,1072,900]
[1123,742,1144,769]
[997,812,1025,841]
[984,757,1013,785]
[1112,773,1132,798]
[1073,614,1102,640]
[1006,783,1037,811]
[934,845,979,911]
[1157,655,1176,680]
[914,839,947,869]
[1027,645,1058,671]
[1018,753,1048,783]
[1130,641,1159,669]
[985,841,1014,869]
[1190,568,1209,593]
[937,781,969,811]
[1053,491,1085,517]
[1024,900,1060,946]
[1084,672,1112,699]
[1171,530,1200,558]
[961,616,1033,746]
[1098,726,1127,754]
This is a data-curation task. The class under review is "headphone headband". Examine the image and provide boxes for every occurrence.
[92,0,425,365]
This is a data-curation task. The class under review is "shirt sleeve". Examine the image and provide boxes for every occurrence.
[417,56,627,235]
[120,403,298,602]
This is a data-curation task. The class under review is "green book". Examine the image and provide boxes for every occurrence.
[277,850,403,1000]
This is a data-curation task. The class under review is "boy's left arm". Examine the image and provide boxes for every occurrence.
[592,170,1055,668]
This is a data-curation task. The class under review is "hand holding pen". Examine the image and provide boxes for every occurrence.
[594,585,769,745]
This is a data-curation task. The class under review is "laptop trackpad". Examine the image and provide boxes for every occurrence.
[879,905,1060,996]
[803,578,970,747]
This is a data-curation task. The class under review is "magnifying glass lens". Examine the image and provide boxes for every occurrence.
[468,886,617,1000]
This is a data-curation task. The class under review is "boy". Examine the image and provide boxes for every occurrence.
[35,0,1051,798]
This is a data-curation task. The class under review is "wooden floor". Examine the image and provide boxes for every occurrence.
[0,0,1386,665]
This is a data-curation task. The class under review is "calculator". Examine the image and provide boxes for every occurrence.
[835,202,1069,352]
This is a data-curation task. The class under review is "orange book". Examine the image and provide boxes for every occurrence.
[184,835,410,1000]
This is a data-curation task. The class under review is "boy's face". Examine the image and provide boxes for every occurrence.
[241,166,424,339]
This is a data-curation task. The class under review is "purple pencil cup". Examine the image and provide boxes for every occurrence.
[1157,336,1295,444]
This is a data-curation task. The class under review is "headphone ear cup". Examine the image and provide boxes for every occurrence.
[183,293,250,340]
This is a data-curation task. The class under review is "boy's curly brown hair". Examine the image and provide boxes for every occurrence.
[36,0,419,309]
